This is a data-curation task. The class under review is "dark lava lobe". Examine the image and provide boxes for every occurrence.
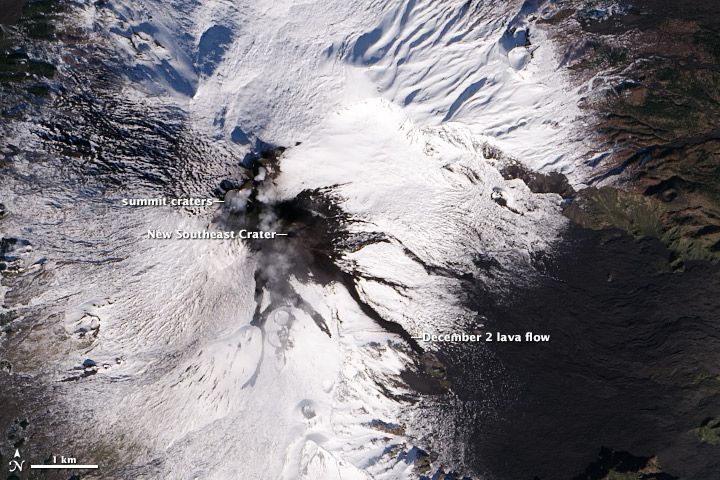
[501,160,575,199]
[0,0,26,26]
[215,149,433,384]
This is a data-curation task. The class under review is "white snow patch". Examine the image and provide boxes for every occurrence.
[275,98,566,338]
[96,0,588,177]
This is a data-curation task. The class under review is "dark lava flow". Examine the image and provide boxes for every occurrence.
[215,151,427,368]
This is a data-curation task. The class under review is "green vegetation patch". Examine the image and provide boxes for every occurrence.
[565,187,663,239]
[20,0,60,40]
[0,53,55,81]
[695,417,720,445]
[0,0,59,97]
[602,472,641,480]
[565,183,720,265]
[689,371,720,389]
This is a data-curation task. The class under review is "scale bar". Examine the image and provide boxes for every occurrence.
[31,465,98,469]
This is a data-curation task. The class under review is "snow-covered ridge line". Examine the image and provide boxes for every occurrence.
[97,0,586,178]
[340,0,586,174]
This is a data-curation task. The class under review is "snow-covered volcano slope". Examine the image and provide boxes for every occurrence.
[41,103,567,480]
[73,216,420,480]
[16,0,583,478]
[274,99,565,338]
[102,0,584,176]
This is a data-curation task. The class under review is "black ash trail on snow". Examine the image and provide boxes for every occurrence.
[215,153,428,356]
